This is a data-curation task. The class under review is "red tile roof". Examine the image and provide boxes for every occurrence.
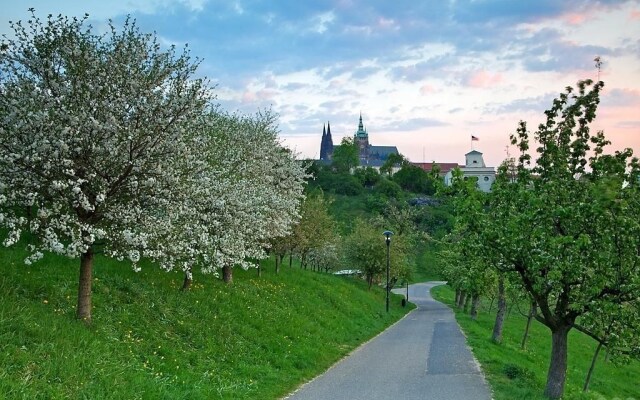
[412,162,460,174]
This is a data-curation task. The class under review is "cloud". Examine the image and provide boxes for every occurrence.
[487,92,557,114]
[378,118,448,131]
[419,84,438,95]
[601,88,640,108]
[351,66,381,80]
[282,82,309,91]
[311,11,335,34]
[464,70,504,88]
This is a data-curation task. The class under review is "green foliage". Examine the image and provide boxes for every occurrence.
[372,177,403,199]
[0,245,412,399]
[379,153,407,175]
[353,167,381,188]
[392,164,437,194]
[344,219,412,288]
[308,164,364,196]
[503,364,536,382]
[414,200,454,238]
[331,137,359,173]
[290,194,337,269]
[445,79,640,399]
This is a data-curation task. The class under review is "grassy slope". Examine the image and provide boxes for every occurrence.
[432,285,640,400]
[412,241,445,283]
[0,245,413,399]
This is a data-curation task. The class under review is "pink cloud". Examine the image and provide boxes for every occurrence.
[562,12,588,25]
[241,91,257,103]
[630,10,640,20]
[241,88,278,104]
[327,79,344,89]
[419,84,437,95]
[465,71,503,88]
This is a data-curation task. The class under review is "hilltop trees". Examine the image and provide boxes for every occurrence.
[331,137,359,173]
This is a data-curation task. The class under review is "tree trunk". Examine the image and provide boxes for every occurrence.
[521,301,537,350]
[463,294,471,313]
[289,254,292,268]
[257,263,261,277]
[470,294,480,320]
[492,277,506,343]
[223,264,233,283]
[181,268,192,291]
[275,255,280,274]
[544,324,571,399]
[458,292,466,308]
[76,248,94,323]
[455,288,461,306]
[583,341,604,392]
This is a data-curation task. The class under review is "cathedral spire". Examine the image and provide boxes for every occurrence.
[320,122,334,161]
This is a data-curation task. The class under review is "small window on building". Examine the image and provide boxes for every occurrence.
[473,160,477,164]
[484,176,489,181]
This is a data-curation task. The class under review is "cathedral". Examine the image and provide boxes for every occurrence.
[319,114,399,167]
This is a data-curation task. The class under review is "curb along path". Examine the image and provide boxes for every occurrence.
[285,282,492,400]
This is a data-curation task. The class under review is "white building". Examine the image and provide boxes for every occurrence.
[444,150,496,192]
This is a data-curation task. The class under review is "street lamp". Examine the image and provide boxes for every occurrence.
[383,230,393,312]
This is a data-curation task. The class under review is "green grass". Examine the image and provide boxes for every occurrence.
[0,245,413,399]
[431,285,640,400]
[412,241,444,282]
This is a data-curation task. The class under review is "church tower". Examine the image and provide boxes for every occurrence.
[319,121,334,161]
[354,113,370,163]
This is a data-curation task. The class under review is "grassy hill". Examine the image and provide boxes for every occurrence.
[432,285,640,400]
[0,245,412,399]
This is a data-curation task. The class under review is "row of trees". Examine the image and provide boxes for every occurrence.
[0,13,307,322]
[269,192,416,290]
[442,80,640,398]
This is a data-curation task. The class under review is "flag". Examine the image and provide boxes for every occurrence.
[471,135,479,141]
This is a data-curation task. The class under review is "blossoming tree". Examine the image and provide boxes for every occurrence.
[0,12,212,322]
[150,110,307,286]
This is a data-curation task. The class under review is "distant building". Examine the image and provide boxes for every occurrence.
[318,114,399,168]
[444,150,496,192]
[319,122,334,161]
[412,162,460,177]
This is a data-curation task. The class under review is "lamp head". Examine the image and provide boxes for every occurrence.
[383,230,393,244]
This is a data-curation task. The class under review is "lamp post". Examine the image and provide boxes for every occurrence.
[383,230,393,312]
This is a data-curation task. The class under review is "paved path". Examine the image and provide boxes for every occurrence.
[285,282,492,400]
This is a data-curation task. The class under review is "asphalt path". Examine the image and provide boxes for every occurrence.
[284,281,492,400]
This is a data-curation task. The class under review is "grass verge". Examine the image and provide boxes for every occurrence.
[0,245,413,399]
[431,285,640,400]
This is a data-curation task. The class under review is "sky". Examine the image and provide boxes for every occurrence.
[2,1,639,167]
